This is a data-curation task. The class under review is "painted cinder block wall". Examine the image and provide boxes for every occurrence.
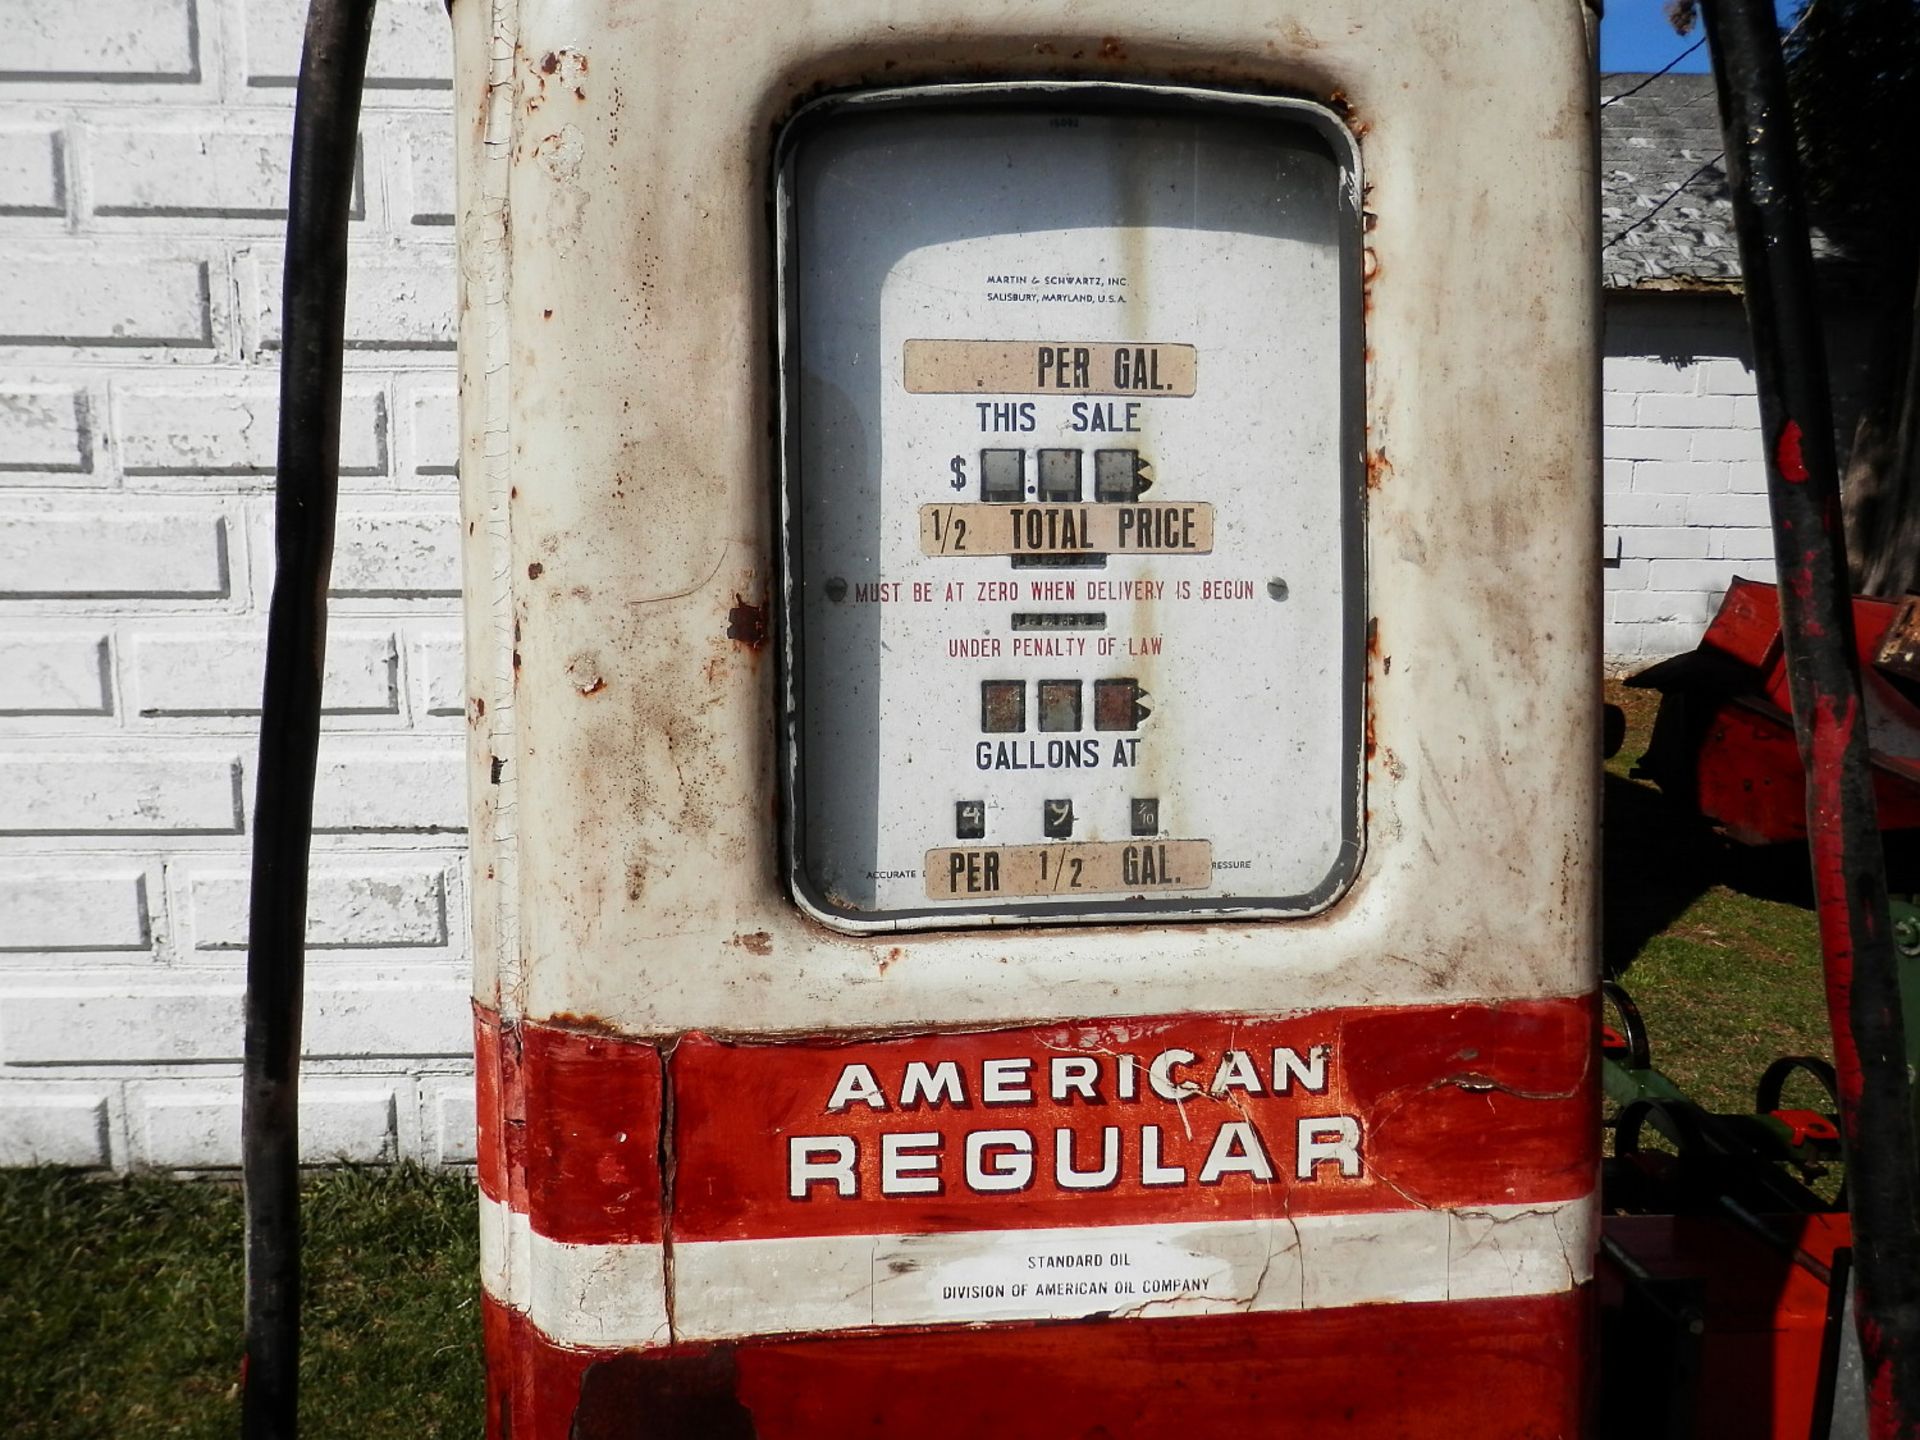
[1602,291,1776,667]
[0,0,473,1171]
[0,6,1786,1169]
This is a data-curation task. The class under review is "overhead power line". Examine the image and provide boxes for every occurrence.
[1601,36,1710,106]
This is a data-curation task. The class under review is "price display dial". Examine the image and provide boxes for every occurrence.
[778,83,1364,932]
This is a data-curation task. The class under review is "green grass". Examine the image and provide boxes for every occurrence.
[0,690,1841,1435]
[1604,679,1833,1114]
[0,1165,483,1440]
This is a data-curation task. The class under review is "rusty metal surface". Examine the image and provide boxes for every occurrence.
[1874,597,1920,683]
[452,0,1600,1032]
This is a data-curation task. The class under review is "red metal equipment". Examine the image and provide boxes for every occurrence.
[1600,1212,1854,1440]
[1630,579,1920,846]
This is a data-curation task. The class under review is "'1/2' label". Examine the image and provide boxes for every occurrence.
[925,840,1212,900]
[922,503,1214,557]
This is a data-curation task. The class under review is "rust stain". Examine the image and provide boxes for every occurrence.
[544,1011,644,1042]
[876,945,906,976]
[732,931,773,956]
[1364,618,1382,762]
[539,51,560,74]
[1366,449,1393,491]
[726,595,769,650]
[1875,597,1920,679]
[527,561,544,579]
[1098,36,1128,61]
[472,696,485,718]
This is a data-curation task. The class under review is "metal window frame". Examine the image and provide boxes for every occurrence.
[774,80,1368,933]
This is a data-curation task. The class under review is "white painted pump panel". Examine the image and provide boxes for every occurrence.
[781,86,1365,931]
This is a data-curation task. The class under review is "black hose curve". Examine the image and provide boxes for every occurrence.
[242,3,376,1436]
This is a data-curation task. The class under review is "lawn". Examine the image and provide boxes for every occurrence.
[0,681,1840,1436]
[0,1165,483,1439]
[1603,678,1833,1114]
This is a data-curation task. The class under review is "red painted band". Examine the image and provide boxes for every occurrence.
[476,998,1593,1247]
[473,1004,667,1244]
[671,997,1596,1242]
[520,1021,667,1245]
[483,1286,1593,1440]
[473,1006,508,1204]
[483,1293,597,1440]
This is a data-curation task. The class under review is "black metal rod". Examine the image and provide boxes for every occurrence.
[1811,1248,1857,1440]
[1700,3,1920,1434]
[242,2,375,1436]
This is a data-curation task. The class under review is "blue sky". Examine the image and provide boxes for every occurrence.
[1600,0,1802,74]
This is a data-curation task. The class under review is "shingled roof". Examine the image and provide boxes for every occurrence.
[1599,71,1740,291]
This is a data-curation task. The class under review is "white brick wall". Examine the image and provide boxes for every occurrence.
[0,0,472,1172]
[1602,293,1779,666]
[0,7,1814,1169]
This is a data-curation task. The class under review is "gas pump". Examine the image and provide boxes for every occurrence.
[449,3,1602,1436]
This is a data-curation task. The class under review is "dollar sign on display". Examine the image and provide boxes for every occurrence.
[949,455,967,491]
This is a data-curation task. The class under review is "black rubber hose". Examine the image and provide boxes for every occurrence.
[242,3,376,1436]
[1700,1,1920,1433]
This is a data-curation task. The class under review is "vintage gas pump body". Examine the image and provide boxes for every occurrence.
[452,3,1600,1435]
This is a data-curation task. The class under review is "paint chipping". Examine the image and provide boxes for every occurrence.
[726,595,769,650]
[568,654,607,695]
[573,1346,756,1438]
[1776,419,1808,482]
